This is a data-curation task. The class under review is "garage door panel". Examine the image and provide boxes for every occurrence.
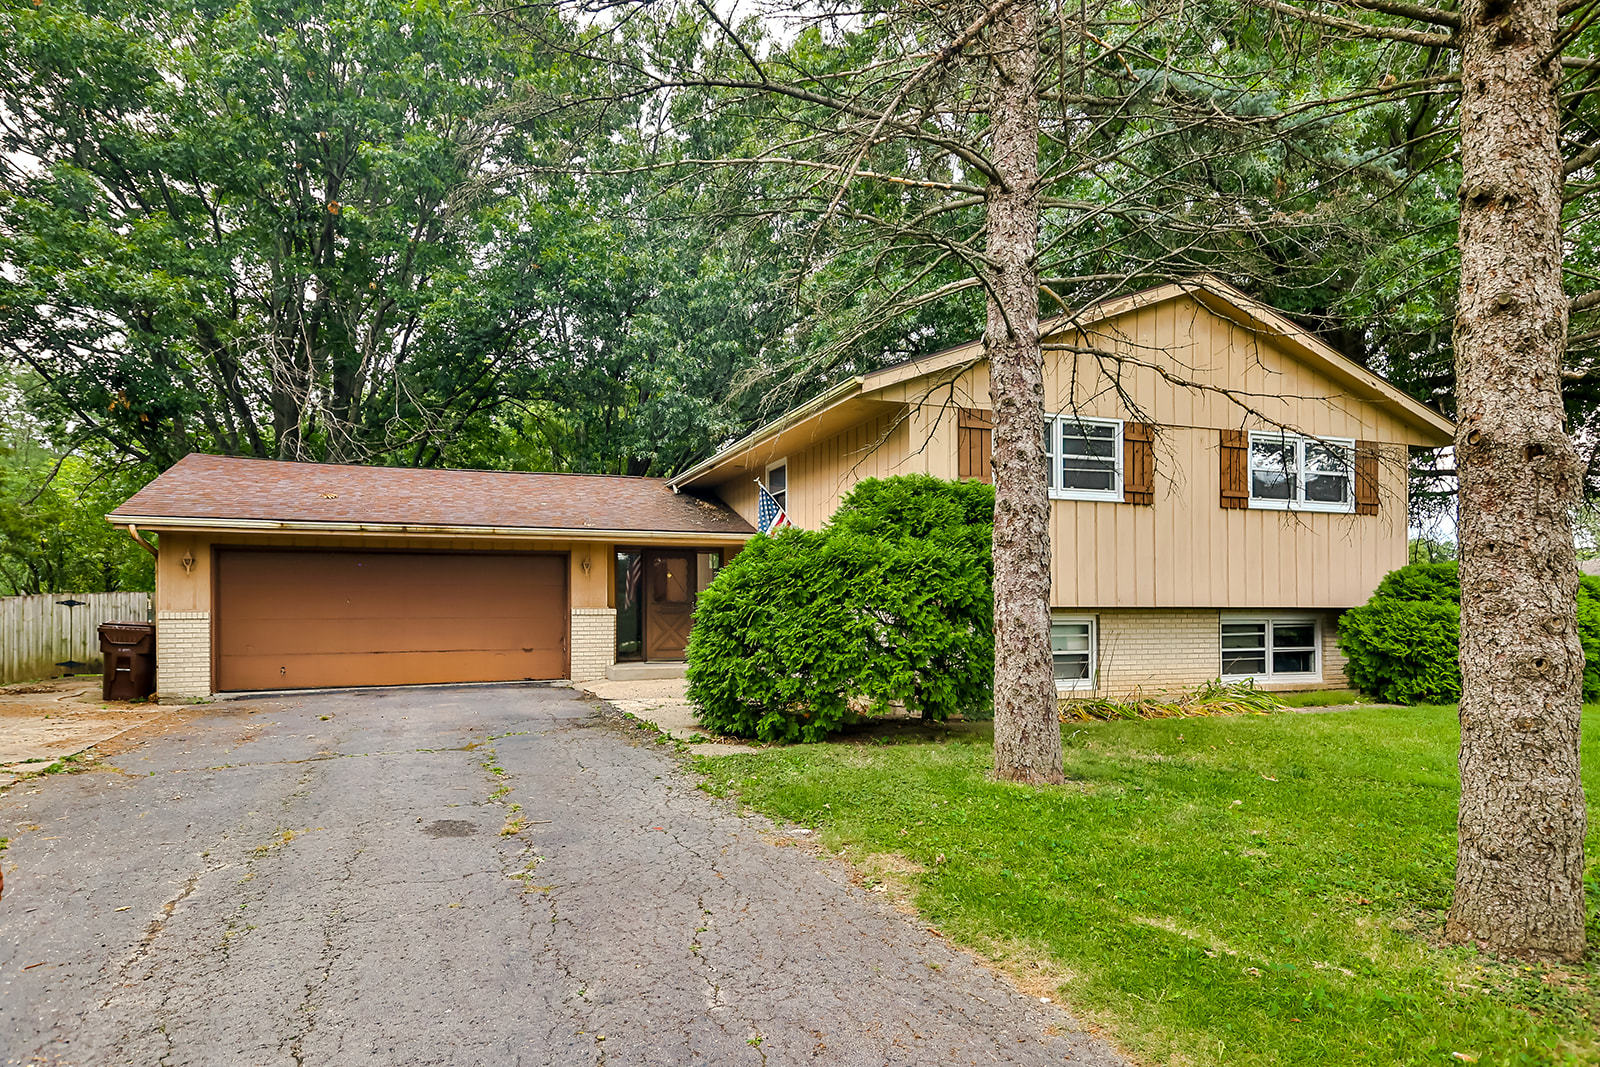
[216,649,567,693]
[218,616,562,657]
[215,550,568,691]
[221,560,564,622]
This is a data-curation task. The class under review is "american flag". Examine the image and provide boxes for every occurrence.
[756,480,792,535]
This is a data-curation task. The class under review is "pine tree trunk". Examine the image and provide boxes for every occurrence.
[1446,0,1588,961]
[986,0,1063,785]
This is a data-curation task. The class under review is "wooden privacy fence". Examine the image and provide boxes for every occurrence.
[0,592,153,684]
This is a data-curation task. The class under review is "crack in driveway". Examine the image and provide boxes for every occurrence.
[1,684,1125,1066]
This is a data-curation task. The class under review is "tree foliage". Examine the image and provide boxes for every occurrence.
[0,442,154,597]
[1339,562,1600,706]
[686,476,994,742]
[0,0,787,475]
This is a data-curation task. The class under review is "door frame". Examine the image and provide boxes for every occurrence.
[614,546,726,664]
[210,544,572,690]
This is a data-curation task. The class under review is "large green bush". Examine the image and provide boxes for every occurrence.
[686,475,994,742]
[1339,562,1600,704]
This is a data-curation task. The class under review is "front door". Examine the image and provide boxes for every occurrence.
[643,552,694,661]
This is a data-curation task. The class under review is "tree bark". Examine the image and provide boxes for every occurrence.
[1447,0,1588,961]
[986,0,1063,784]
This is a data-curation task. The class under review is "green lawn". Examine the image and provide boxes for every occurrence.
[694,706,1600,1066]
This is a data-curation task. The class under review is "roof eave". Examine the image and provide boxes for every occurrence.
[668,375,867,489]
[107,515,755,542]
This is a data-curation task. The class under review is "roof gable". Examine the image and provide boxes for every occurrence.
[862,278,1453,441]
[672,277,1453,488]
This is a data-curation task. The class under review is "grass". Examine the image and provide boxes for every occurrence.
[695,705,1600,1066]
[1275,688,1374,708]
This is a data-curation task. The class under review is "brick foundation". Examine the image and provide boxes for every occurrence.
[570,607,617,682]
[156,611,212,702]
[1094,608,1221,696]
[1071,607,1348,697]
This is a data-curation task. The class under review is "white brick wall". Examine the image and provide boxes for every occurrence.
[1093,609,1221,696]
[1321,612,1350,688]
[1074,607,1348,697]
[157,611,212,702]
[570,607,616,682]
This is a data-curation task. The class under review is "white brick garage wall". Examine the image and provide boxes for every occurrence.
[570,607,617,682]
[156,610,212,702]
[1094,609,1221,696]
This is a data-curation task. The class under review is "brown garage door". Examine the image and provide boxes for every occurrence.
[214,550,568,692]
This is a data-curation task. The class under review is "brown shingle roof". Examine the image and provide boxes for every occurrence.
[109,454,755,536]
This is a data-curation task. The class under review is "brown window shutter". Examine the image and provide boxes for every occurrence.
[957,408,993,483]
[1354,440,1380,515]
[1123,422,1155,505]
[1220,429,1249,509]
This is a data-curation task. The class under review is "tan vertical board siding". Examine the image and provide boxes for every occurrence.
[717,479,761,530]
[935,294,1416,610]
[736,409,914,529]
[1035,425,1409,608]
[0,591,154,683]
[694,291,1426,610]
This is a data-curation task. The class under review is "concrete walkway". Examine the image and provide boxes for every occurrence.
[577,677,763,754]
[0,683,1124,1066]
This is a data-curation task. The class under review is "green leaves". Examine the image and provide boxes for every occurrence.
[1340,561,1600,704]
[0,0,538,465]
[0,433,154,597]
[686,476,996,742]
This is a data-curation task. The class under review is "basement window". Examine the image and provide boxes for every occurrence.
[1051,615,1096,691]
[1221,616,1320,681]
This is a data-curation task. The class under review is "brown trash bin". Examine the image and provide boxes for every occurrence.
[99,621,156,701]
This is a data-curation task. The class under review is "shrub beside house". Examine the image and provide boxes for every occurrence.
[686,476,994,742]
[1338,560,1600,704]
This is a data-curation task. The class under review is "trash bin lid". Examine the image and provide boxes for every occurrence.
[98,621,155,640]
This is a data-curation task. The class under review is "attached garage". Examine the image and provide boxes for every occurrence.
[107,454,755,701]
[214,550,568,691]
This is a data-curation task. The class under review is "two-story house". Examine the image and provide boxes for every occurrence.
[111,278,1452,700]
[671,277,1453,694]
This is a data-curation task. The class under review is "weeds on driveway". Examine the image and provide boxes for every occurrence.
[694,705,1600,1067]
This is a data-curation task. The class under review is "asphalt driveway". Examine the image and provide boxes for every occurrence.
[0,684,1123,1066]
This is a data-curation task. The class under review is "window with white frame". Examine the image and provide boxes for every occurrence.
[765,459,788,512]
[1220,616,1320,680]
[1248,432,1354,512]
[1051,616,1096,689]
[1046,416,1122,501]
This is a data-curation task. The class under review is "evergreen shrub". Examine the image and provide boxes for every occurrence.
[686,476,994,742]
[1338,561,1600,704]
